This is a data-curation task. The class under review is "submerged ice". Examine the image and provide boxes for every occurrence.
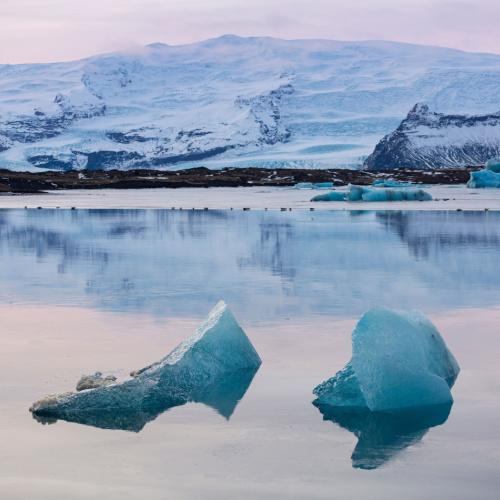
[311,185,432,202]
[313,308,460,412]
[30,301,262,431]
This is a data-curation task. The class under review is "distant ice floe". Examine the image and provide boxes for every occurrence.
[468,158,500,188]
[311,185,432,202]
[371,179,415,188]
[30,301,261,431]
[293,182,334,190]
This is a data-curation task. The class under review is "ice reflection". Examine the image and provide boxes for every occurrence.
[315,403,452,470]
[1,209,500,320]
[32,367,259,432]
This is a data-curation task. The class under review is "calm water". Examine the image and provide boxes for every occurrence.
[0,209,499,499]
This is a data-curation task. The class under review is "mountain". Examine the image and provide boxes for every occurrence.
[364,104,500,170]
[2,35,500,171]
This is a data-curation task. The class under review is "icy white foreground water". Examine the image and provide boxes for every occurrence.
[2,185,500,210]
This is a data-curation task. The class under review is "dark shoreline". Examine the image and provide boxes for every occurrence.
[0,166,479,194]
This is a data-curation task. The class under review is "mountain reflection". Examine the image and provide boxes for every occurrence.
[33,367,259,432]
[315,403,452,470]
[1,209,500,320]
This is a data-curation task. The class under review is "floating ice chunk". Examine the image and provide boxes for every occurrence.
[311,191,346,202]
[485,157,500,173]
[372,179,415,188]
[30,301,261,430]
[313,308,459,412]
[346,185,432,202]
[311,185,432,202]
[467,169,500,188]
[294,182,334,190]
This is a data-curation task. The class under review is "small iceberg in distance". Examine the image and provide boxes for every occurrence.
[311,185,432,202]
[468,169,500,188]
[467,157,500,188]
[294,182,334,190]
[311,191,346,202]
[372,179,415,188]
[30,301,262,432]
[313,308,459,468]
[485,157,500,173]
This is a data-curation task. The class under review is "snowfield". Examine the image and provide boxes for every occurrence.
[2,35,500,171]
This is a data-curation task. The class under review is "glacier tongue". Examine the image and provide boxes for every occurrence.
[314,308,460,412]
[30,301,261,430]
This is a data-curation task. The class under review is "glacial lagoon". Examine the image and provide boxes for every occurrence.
[0,209,499,499]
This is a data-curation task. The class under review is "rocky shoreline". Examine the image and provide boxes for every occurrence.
[0,166,479,194]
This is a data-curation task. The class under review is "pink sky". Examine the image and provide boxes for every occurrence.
[1,0,499,63]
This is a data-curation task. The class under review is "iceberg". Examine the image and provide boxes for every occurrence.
[294,182,334,190]
[346,185,432,202]
[30,301,262,431]
[485,157,500,173]
[313,308,460,412]
[311,191,346,202]
[467,169,500,188]
[372,179,414,188]
[311,185,432,202]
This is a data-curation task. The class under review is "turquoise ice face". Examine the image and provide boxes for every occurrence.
[314,308,459,412]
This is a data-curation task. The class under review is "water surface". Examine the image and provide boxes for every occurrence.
[0,209,499,499]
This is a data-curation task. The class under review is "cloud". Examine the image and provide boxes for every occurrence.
[0,0,499,63]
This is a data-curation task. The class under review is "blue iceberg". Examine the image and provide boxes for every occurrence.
[30,301,262,431]
[311,191,346,202]
[485,157,500,173]
[346,185,432,202]
[294,182,334,190]
[313,308,460,412]
[372,179,415,188]
[311,185,432,202]
[467,169,500,188]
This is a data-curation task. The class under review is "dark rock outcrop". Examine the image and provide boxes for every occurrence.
[364,104,500,170]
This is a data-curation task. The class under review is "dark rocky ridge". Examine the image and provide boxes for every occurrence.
[364,104,500,171]
[0,166,479,194]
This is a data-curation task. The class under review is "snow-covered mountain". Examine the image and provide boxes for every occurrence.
[3,35,500,171]
[364,104,500,170]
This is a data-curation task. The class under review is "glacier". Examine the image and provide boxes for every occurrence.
[311,185,432,202]
[313,308,460,412]
[3,36,500,171]
[30,301,261,431]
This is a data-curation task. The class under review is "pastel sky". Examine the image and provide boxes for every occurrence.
[1,0,499,63]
